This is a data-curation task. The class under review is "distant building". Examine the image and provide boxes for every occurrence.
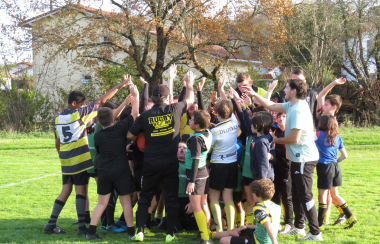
[9,62,33,78]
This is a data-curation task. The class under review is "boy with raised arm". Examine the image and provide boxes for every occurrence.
[86,83,140,240]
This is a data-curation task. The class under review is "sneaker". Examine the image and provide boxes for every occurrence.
[165,234,178,242]
[144,227,155,237]
[106,225,126,233]
[115,220,127,229]
[281,226,306,236]
[44,225,67,234]
[192,232,202,241]
[344,215,357,229]
[77,228,88,235]
[86,233,102,240]
[333,213,346,225]
[280,224,292,234]
[131,232,144,242]
[100,226,107,231]
[298,232,323,241]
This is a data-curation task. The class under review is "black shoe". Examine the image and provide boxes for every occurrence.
[86,233,102,240]
[44,226,68,234]
[199,239,213,244]
[192,232,202,241]
[77,228,88,235]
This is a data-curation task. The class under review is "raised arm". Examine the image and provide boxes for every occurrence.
[265,80,278,100]
[129,83,140,120]
[139,77,149,113]
[167,64,177,102]
[95,75,130,108]
[197,77,206,110]
[184,71,195,109]
[240,85,285,113]
[317,77,346,111]
[113,94,133,119]
[218,76,228,100]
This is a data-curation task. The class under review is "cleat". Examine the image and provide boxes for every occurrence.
[106,224,125,233]
[192,232,202,241]
[86,233,102,240]
[166,234,177,242]
[44,225,67,234]
[115,220,127,229]
[77,228,88,235]
[333,213,346,225]
[280,224,292,234]
[144,227,155,237]
[344,215,357,229]
[281,226,306,236]
[131,232,144,242]
[100,226,107,231]
[298,232,323,241]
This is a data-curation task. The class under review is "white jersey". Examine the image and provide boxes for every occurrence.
[211,114,239,164]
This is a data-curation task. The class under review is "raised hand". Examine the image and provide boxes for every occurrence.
[268,79,278,91]
[209,91,219,104]
[129,83,139,97]
[242,93,252,106]
[124,74,132,86]
[229,87,240,99]
[334,77,347,85]
[139,77,148,85]
[169,64,177,80]
[240,85,256,97]
[218,76,227,91]
[185,71,196,88]
[197,77,206,91]
[125,94,133,105]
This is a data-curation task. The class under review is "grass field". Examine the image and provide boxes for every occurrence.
[0,127,380,243]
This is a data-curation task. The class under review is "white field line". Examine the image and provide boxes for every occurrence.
[0,162,60,164]
[0,172,61,189]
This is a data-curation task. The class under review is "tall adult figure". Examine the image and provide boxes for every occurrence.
[128,71,195,242]
[240,78,322,241]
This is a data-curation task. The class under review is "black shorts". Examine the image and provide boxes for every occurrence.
[87,172,97,178]
[317,162,342,189]
[241,176,254,186]
[134,168,143,192]
[97,169,135,196]
[233,191,243,202]
[186,167,209,195]
[230,229,256,244]
[209,162,238,191]
[62,171,88,185]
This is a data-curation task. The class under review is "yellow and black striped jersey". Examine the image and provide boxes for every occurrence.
[55,102,98,175]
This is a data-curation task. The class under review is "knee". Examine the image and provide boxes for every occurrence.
[220,237,231,244]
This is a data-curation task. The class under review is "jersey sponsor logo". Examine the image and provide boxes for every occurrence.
[148,114,173,129]
[215,125,238,135]
[219,150,237,160]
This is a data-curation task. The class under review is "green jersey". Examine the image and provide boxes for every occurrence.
[242,136,254,179]
[253,200,281,244]
[185,130,212,170]
[178,161,188,198]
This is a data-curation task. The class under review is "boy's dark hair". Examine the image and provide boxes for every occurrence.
[173,95,180,101]
[97,107,113,127]
[102,101,116,109]
[249,178,275,201]
[277,112,285,118]
[68,90,86,104]
[119,106,132,121]
[325,94,342,113]
[251,111,273,135]
[252,105,269,114]
[287,78,307,100]
[236,73,251,83]
[214,100,233,119]
[193,110,211,129]
[291,69,305,77]
[152,96,167,104]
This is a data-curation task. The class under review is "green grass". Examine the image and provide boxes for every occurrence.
[1,129,380,243]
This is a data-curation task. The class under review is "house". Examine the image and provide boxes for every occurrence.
[0,72,15,90]
[20,4,277,100]
[9,62,33,78]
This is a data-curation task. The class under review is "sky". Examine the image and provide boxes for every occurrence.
[0,0,237,65]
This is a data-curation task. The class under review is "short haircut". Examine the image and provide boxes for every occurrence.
[68,90,86,104]
[214,100,233,119]
[152,95,167,104]
[193,110,211,129]
[251,105,269,114]
[291,69,305,77]
[97,107,113,127]
[102,101,116,109]
[325,94,342,113]
[277,112,285,118]
[251,111,273,135]
[119,106,132,121]
[287,78,307,100]
[249,178,275,201]
[236,73,251,83]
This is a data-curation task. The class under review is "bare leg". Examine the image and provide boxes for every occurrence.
[90,193,111,226]
[201,195,211,229]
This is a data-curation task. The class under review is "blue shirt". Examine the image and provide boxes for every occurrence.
[315,131,344,164]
